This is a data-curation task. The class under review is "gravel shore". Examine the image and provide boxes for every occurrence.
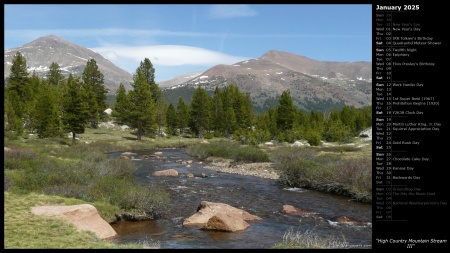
[203,161,279,180]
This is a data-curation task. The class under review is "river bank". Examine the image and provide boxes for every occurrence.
[203,160,279,180]
[110,147,372,249]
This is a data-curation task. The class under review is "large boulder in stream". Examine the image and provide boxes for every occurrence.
[282,204,319,217]
[183,201,261,232]
[152,169,179,177]
[201,212,250,232]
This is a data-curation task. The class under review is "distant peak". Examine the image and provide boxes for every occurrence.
[38,35,61,40]
[260,50,291,59]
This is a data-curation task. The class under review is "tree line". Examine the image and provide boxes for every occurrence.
[4,52,372,145]
[4,52,108,145]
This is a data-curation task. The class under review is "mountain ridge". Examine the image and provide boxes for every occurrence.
[162,49,372,112]
[4,35,133,93]
[4,35,372,112]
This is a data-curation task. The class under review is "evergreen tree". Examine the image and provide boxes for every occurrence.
[21,71,43,132]
[223,106,237,135]
[112,83,129,124]
[136,58,165,135]
[212,87,225,135]
[266,107,279,138]
[363,105,372,127]
[227,84,253,130]
[46,62,66,119]
[46,62,65,87]
[309,109,325,129]
[139,58,155,85]
[189,86,212,137]
[176,97,190,136]
[61,74,89,145]
[4,89,23,134]
[221,86,235,135]
[5,51,31,134]
[323,116,351,142]
[340,105,355,133]
[239,92,254,129]
[127,68,157,140]
[328,110,341,122]
[252,112,273,143]
[292,109,310,139]
[156,97,166,136]
[7,51,30,103]
[165,103,178,136]
[33,79,62,138]
[307,109,325,143]
[82,58,108,127]
[219,84,255,135]
[276,90,297,131]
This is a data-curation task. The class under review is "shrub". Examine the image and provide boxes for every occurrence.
[234,145,269,162]
[305,131,321,146]
[270,146,371,203]
[5,142,170,217]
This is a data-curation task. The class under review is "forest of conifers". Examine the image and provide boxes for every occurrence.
[4,51,372,145]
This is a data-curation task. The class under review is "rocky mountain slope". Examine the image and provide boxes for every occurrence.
[162,50,372,112]
[158,71,204,89]
[4,35,133,93]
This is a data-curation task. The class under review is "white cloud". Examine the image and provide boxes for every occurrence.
[208,4,257,19]
[90,45,249,67]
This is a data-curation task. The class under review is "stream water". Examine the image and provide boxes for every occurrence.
[107,148,372,249]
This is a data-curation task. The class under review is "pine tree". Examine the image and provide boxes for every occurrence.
[165,103,178,136]
[4,89,23,134]
[4,51,37,135]
[5,51,31,134]
[266,107,279,139]
[324,115,350,142]
[276,90,297,131]
[156,97,166,136]
[46,62,66,113]
[33,79,62,138]
[254,112,273,142]
[176,97,190,136]
[221,86,235,135]
[220,84,255,136]
[46,62,65,87]
[226,84,253,130]
[223,106,237,135]
[340,105,355,133]
[7,51,30,102]
[112,83,129,124]
[136,58,165,135]
[212,87,225,134]
[309,109,324,127]
[139,58,155,85]
[189,86,212,137]
[307,109,325,144]
[82,58,108,127]
[239,92,254,129]
[24,72,41,133]
[127,69,157,140]
[61,74,89,145]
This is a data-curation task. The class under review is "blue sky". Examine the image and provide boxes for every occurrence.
[4,4,372,82]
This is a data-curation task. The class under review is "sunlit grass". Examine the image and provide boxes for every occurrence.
[4,192,148,249]
[272,227,349,249]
